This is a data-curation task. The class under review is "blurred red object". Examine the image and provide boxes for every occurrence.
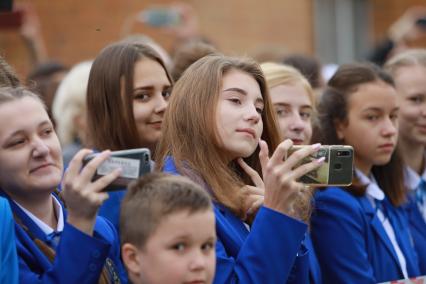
[0,9,24,29]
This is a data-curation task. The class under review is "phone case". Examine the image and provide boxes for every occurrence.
[286,145,353,187]
[83,148,151,191]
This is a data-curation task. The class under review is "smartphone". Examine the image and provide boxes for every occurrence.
[83,148,152,191]
[286,145,354,187]
[139,8,180,27]
[0,10,23,29]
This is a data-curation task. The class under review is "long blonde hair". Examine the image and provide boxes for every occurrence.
[156,55,281,216]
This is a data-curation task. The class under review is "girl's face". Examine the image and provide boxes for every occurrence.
[336,81,399,174]
[132,58,172,149]
[270,82,313,145]
[393,65,426,146]
[215,69,264,162]
[0,97,63,198]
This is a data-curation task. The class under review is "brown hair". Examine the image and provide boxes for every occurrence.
[86,42,172,151]
[171,40,218,82]
[0,55,20,87]
[155,54,281,216]
[314,62,406,206]
[120,173,212,248]
[0,87,44,106]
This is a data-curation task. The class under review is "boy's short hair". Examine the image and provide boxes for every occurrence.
[120,173,213,248]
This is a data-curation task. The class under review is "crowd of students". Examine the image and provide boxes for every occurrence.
[1,18,426,284]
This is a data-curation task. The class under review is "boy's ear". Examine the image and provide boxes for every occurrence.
[121,243,143,276]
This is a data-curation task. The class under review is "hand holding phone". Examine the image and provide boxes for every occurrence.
[83,148,152,191]
[285,145,354,186]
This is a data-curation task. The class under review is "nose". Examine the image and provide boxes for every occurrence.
[188,250,207,272]
[244,104,261,124]
[32,137,50,158]
[154,93,168,114]
[288,112,305,132]
[381,117,398,137]
[420,103,426,117]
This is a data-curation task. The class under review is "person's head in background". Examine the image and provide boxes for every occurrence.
[385,49,426,174]
[86,42,173,155]
[120,173,216,284]
[171,39,217,82]
[121,34,172,69]
[261,62,315,145]
[0,55,20,87]
[156,54,282,217]
[316,63,405,206]
[26,61,68,123]
[282,54,325,91]
[52,61,92,166]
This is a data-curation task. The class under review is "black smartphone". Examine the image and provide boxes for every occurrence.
[83,148,151,191]
[286,145,354,187]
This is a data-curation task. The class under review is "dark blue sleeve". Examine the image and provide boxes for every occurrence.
[18,222,112,284]
[0,198,19,284]
[98,190,126,233]
[311,188,376,284]
[213,206,308,284]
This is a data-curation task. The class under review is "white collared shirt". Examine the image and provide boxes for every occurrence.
[356,169,409,279]
[404,164,426,222]
[15,195,64,235]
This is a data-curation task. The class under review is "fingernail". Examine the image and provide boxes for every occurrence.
[316,157,325,164]
[311,143,321,150]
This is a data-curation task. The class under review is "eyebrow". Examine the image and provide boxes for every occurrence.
[361,106,399,113]
[223,87,264,104]
[133,84,171,92]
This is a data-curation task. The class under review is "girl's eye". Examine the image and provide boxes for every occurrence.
[9,139,25,147]
[366,115,379,121]
[409,96,424,104]
[390,113,398,121]
[162,90,172,100]
[229,98,241,105]
[134,93,150,101]
[41,128,53,136]
[256,107,264,114]
[276,107,291,117]
[300,111,312,120]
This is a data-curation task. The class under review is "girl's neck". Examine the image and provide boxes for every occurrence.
[354,157,372,177]
[399,137,425,175]
[12,192,57,229]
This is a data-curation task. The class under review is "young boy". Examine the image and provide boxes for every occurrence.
[120,173,216,284]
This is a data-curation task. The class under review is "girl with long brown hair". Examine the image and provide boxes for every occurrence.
[311,63,420,283]
[156,54,325,283]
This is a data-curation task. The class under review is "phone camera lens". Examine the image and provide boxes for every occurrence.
[334,163,342,170]
[337,151,350,157]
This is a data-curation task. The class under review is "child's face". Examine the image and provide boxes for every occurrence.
[215,69,264,162]
[393,65,426,146]
[133,210,216,284]
[270,82,313,145]
[336,81,399,174]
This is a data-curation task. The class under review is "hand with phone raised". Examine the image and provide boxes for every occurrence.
[255,139,324,217]
[61,149,121,236]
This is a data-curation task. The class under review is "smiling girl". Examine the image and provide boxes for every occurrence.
[86,42,173,230]
[156,54,325,283]
[311,63,420,283]
[385,49,426,275]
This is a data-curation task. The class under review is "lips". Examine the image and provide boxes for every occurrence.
[236,128,256,139]
[377,143,394,152]
[148,121,162,129]
[30,163,55,173]
[289,138,304,145]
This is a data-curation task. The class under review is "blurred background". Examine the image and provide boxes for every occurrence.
[1,0,426,78]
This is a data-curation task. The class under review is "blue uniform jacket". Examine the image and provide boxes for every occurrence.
[304,233,322,284]
[0,191,127,284]
[98,190,126,233]
[0,197,19,284]
[164,157,310,284]
[311,187,420,284]
[404,196,426,274]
